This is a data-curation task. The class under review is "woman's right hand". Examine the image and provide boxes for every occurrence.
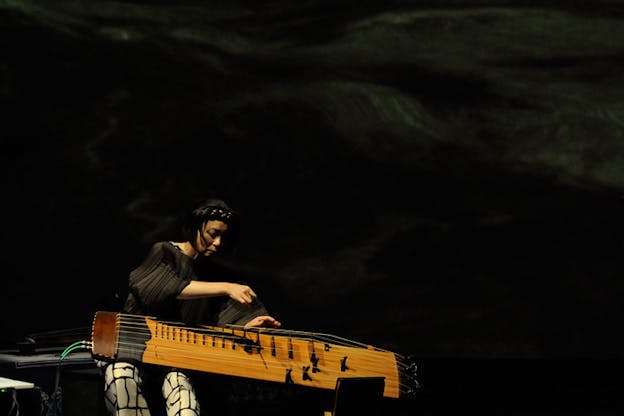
[226,283,257,305]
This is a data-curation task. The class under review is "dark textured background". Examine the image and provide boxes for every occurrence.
[2,1,624,414]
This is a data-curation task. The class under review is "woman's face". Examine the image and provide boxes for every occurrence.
[195,220,229,256]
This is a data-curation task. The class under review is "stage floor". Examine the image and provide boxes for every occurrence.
[0,351,621,416]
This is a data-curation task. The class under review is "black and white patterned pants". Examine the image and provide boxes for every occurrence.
[99,361,200,416]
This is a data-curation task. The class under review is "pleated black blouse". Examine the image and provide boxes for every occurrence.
[123,241,269,327]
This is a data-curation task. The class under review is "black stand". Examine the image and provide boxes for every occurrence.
[326,377,385,416]
[0,350,104,416]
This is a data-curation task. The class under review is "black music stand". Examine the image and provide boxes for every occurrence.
[327,377,385,416]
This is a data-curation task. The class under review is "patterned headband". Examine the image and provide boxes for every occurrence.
[201,207,236,221]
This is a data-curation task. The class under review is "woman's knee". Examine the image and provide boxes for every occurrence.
[162,371,200,416]
[102,362,151,415]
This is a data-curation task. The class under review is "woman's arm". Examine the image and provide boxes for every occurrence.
[177,280,257,304]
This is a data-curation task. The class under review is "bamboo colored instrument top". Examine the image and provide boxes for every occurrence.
[91,311,418,399]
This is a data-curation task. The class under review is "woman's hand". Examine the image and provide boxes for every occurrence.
[244,315,281,328]
[226,283,257,305]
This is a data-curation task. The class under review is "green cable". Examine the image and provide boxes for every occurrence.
[60,346,80,360]
[60,346,82,360]
[60,341,89,360]
[60,344,85,360]
[60,341,83,356]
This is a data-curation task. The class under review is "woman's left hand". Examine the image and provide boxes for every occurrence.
[244,315,281,328]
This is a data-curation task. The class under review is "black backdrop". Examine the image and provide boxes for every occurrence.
[2,3,624,409]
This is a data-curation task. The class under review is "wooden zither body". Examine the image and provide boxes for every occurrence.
[91,311,418,399]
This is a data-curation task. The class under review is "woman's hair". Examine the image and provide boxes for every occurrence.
[181,198,240,251]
